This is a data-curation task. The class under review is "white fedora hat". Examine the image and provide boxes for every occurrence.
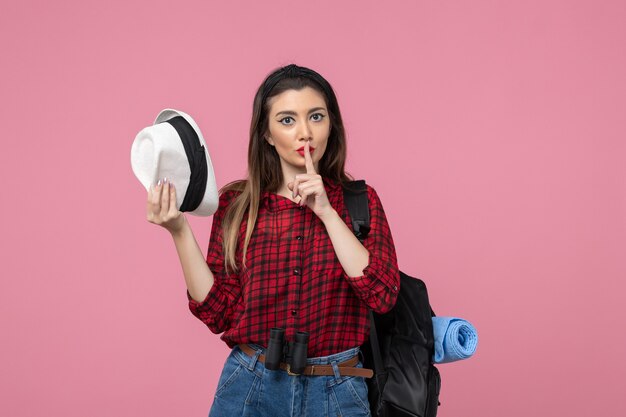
[131,109,218,217]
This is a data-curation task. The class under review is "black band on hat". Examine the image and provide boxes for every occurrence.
[164,116,207,212]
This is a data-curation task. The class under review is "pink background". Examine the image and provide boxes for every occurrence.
[1,0,625,415]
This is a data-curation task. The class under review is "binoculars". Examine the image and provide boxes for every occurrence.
[265,327,309,375]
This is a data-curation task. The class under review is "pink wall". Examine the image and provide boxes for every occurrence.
[1,0,624,415]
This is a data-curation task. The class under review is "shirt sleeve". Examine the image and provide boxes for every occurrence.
[342,185,400,314]
[186,191,242,334]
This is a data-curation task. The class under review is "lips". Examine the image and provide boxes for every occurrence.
[296,146,315,156]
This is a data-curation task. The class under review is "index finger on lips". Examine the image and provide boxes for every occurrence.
[304,141,316,174]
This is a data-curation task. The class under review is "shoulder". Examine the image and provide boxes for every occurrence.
[219,180,245,203]
[358,182,392,227]
[365,183,382,205]
[211,180,245,219]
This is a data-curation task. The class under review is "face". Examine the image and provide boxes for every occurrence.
[265,87,331,179]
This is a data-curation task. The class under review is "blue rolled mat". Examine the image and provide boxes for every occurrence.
[432,317,478,364]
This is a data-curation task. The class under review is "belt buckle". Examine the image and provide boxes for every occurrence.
[286,363,301,376]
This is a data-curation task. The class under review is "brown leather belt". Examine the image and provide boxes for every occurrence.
[238,344,374,378]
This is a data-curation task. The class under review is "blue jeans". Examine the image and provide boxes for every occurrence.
[209,344,371,417]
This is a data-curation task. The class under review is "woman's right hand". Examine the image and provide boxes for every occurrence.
[146,178,186,235]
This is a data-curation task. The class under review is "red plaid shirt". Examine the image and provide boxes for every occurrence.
[187,177,400,357]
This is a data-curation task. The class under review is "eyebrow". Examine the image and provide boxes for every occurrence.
[274,107,327,117]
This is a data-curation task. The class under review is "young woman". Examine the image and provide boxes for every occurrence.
[146,64,400,416]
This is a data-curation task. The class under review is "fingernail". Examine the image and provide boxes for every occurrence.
[157,179,162,186]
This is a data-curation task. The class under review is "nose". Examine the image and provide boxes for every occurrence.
[297,120,313,142]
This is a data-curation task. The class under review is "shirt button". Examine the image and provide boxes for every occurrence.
[296,235,303,240]
[291,310,297,316]
[299,206,304,210]
[294,268,301,275]
[393,285,398,291]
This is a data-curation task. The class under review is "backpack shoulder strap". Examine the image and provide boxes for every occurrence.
[342,180,371,241]
[342,180,384,380]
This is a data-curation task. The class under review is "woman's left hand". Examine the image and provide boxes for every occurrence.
[288,141,334,220]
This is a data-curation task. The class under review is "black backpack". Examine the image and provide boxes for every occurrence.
[343,180,441,417]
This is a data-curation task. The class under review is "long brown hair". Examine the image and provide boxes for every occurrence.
[221,64,354,274]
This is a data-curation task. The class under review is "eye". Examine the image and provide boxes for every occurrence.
[279,116,294,125]
[311,113,325,122]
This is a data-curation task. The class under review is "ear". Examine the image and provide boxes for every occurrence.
[265,135,275,146]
